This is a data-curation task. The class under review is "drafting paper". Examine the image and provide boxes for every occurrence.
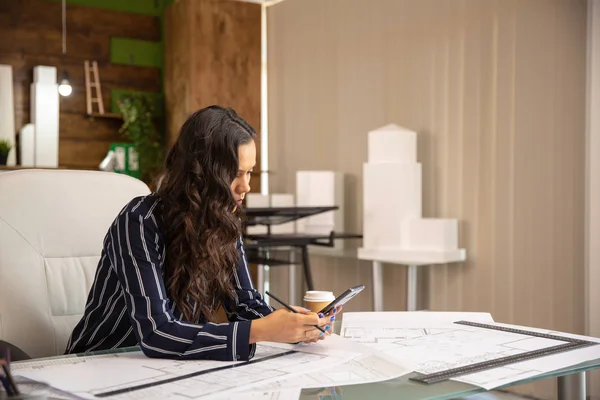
[341,312,600,390]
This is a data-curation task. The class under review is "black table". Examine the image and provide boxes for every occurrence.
[242,206,362,291]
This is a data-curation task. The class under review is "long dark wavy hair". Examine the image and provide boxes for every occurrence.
[156,106,256,322]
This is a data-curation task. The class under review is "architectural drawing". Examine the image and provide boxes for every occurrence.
[12,337,410,400]
[245,352,407,393]
[341,312,600,390]
[13,344,348,399]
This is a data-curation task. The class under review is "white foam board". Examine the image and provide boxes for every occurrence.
[363,162,421,249]
[358,246,466,265]
[303,224,334,235]
[368,124,417,164]
[33,66,57,84]
[270,194,295,234]
[246,193,270,208]
[296,171,344,245]
[245,194,269,235]
[0,65,16,165]
[19,124,35,167]
[31,79,59,167]
[401,218,458,251]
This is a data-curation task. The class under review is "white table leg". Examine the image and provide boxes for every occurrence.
[372,261,383,311]
[263,264,270,299]
[407,265,418,311]
[557,372,586,400]
[257,263,264,294]
[288,251,297,306]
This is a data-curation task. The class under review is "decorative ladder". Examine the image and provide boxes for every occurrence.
[84,60,105,116]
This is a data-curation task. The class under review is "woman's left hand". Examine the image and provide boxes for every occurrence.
[304,305,343,344]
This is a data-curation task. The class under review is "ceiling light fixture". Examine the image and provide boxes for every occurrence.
[58,0,72,97]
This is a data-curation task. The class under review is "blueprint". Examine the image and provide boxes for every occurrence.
[13,343,352,399]
[240,335,411,392]
[249,352,406,391]
[226,388,301,400]
[12,336,411,400]
[341,312,600,390]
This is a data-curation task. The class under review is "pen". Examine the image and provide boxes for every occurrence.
[1,349,19,396]
[265,291,327,334]
[0,375,13,396]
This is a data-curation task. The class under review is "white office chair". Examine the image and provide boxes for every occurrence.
[0,169,150,359]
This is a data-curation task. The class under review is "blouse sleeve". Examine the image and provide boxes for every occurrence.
[108,211,254,361]
[223,238,274,321]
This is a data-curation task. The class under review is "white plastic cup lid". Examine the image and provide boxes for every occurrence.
[303,291,335,302]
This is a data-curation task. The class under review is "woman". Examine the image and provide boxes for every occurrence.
[65,106,334,361]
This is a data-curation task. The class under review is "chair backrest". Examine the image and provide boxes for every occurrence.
[0,169,150,358]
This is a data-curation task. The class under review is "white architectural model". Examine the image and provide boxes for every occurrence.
[358,124,466,311]
[31,66,59,167]
[246,193,296,236]
[245,172,344,303]
[296,170,344,250]
[19,124,35,167]
[0,65,16,166]
[247,171,345,244]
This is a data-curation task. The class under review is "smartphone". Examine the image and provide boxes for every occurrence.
[319,285,365,314]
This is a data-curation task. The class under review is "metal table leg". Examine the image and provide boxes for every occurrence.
[557,372,586,400]
[372,261,383,311]
[407,264,418,311]
[301,246,315,291]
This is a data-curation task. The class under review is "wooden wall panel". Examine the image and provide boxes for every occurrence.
[4,53,161,89]
[0,27,111,61]
[164,0,192,149]
[58,138,120,169]
[189,0,262,137]
[59,113,122,141]
[0,0,161,170]
[164,0,262,190]
[0,0,160,42]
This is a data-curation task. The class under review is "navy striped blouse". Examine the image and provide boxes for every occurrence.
[65,194,273,361]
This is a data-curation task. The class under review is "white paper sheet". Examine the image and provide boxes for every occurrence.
[224,388,301,400]
[13,341,360,400]
[235,335,411,395]
[341,311,495,329]
[340,312,600,390]
[13,335,412,400]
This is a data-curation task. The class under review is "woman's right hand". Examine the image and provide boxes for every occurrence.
[250,307,331,344]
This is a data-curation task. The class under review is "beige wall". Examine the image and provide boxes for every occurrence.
[267,0,588,398]
[587,0,600,395]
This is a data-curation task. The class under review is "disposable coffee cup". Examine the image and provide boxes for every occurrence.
[304,291,335,313]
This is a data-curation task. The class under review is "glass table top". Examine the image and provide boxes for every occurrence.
[11,324,600,400]
[296,358,600,400]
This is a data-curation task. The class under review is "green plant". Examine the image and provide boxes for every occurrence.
[0,139,12,156]
[117,93,163,182]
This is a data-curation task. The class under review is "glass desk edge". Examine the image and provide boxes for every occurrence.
[11,347,600,400]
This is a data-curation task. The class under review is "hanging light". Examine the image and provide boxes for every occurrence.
[58,70,72,96]
[58,0,72,97]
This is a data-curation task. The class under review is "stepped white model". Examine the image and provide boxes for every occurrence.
[358,124,466,311]
[0,65,16,166]
[31,66,59,167]
[296,170,345,252]
[246,193,296,236]
[245,193,297,299]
